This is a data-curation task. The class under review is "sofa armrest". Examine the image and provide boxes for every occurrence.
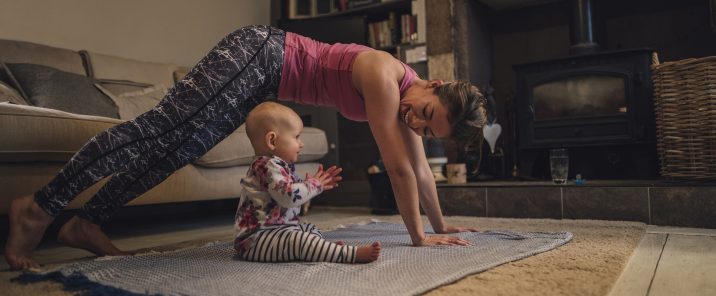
[0,103,121,162]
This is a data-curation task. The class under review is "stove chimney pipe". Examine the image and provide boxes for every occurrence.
[569,0,600,55]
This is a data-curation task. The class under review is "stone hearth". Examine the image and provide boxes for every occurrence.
[437,180,716,229]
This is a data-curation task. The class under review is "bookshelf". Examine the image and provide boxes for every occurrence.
[278,0,421,52]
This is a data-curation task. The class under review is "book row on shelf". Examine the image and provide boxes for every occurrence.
[287,0,398,19]
[368,12,417,49]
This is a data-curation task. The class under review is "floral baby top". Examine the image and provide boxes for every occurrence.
[233,155,323,244]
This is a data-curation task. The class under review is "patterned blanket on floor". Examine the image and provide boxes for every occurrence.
[26,222,572,296]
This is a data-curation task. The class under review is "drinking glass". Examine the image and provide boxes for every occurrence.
[549,148,569,185]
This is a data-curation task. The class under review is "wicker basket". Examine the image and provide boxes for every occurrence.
[652,53,716,180]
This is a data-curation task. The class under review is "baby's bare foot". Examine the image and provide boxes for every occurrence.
[355,241,381,263]
[335,240,345,246]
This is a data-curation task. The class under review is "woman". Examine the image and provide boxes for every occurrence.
[5,25,488,269]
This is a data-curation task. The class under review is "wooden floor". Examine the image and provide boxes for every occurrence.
[610,225,716,296]
[2,206,715,295]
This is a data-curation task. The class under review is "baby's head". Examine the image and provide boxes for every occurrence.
[245,102,304,163]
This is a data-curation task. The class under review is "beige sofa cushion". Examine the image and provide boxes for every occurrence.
[0,39,86,75]
[84,51,178,87]
[95,83,329,167]
[193,125,329,168]
[0,103,328,166]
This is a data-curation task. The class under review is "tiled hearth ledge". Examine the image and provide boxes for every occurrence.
[436,180,716,229]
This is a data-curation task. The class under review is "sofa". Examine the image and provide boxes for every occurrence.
[0,39,329,215]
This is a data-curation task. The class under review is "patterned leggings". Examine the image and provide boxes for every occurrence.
[34,25,286,224]
[238,224,357,263]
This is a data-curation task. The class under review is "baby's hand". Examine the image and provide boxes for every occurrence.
[307,165,343,190]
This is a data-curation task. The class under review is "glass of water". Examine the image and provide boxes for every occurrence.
[549,148,569,185]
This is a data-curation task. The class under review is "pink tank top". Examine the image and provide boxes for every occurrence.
[277,32,417,122]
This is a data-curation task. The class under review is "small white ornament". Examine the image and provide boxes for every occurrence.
[482,123,502,154]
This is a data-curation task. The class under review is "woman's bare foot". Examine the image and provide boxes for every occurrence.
[355,241,381,263]
[4,195,54,270]
[57,216,131,257]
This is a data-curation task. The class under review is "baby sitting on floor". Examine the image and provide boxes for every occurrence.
[233,102,381,263]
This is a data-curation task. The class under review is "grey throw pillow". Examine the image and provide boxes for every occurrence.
[6,63,119,118]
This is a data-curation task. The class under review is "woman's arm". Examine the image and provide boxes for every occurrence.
[400,126,447,232]
[354,52,471,246]
[357,56,424,245]
[363,76,425,245]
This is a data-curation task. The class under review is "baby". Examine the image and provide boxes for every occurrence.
[234,102,381,263]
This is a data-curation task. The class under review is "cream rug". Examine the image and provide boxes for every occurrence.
[2,214,645,296]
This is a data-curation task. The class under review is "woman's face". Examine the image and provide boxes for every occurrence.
[399,80,451,138]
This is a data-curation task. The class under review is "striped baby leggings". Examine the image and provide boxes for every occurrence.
[240,224,357,263]
[33,25,285,224]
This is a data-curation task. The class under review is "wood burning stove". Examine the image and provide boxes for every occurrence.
[514,0,658,180]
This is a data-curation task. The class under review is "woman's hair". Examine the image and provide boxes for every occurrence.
[434,80,488,148]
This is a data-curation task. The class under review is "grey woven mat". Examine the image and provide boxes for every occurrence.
[30,222,572,296]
